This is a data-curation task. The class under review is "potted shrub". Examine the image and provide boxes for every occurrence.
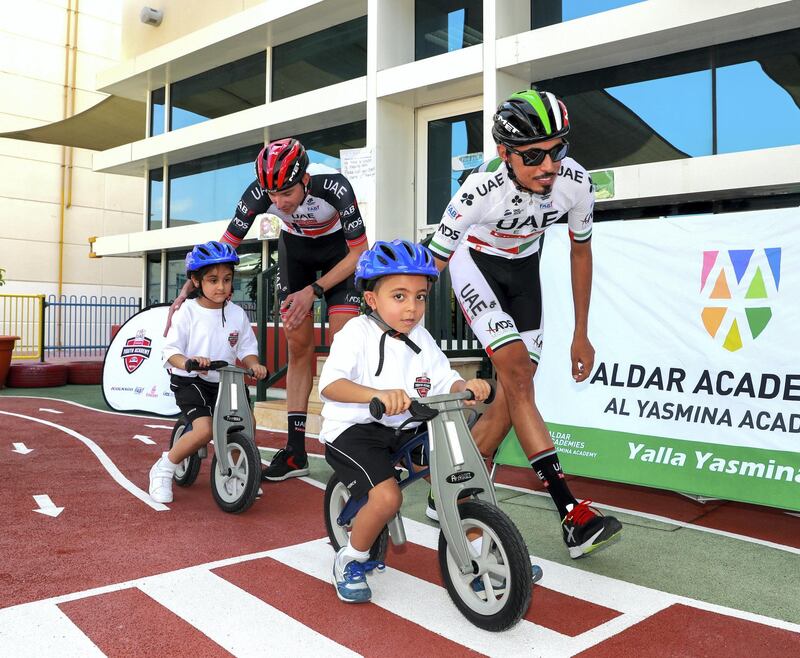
[0,268,20,388]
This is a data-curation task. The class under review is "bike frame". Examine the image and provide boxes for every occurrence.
[212,365,256,475]
[336,391,496,577]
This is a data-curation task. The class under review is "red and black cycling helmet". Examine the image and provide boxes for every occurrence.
[255,138,309,193]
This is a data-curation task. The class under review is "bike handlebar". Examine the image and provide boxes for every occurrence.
[369,381,495,420]
[184,359,256,377]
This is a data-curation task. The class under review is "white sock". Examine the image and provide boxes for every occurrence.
[161,452,178,472]
[470,536,483,557]
[338,540,370,568]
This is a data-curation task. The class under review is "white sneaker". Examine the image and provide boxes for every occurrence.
[149,453,176,503]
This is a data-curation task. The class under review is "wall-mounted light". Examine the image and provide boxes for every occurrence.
[140,7,163,26]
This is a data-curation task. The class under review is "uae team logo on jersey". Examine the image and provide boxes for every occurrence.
[228,331,239,347]
[414,375,431,397]
[700,248,781,352]
[121,329,152,374]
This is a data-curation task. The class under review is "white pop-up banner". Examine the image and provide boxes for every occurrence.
[531,208,800,510]
[102,304,179,417]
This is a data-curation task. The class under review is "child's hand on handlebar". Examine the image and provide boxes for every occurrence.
[186,356,211,371]
[250,364,268,380]
[464,378,492,405]
[376,389,411,417]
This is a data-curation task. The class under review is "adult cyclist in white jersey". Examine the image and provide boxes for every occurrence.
[429,90,621,558]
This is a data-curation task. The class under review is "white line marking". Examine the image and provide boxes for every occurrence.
[139,569,359,658]
[33,494,64,518]
[12,442,33,454]
[0,410,168,512]
[132,434,156,445]
[39,408,63,414]
[0,602,105,657]
[144,424,173,429]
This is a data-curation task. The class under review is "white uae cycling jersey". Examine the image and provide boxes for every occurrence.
[428,156,594,261]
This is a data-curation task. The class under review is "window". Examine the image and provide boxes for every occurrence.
[292,120,367,169]
[272,17,367,101]
[149,87,165,136]
[170,52,266,131]
[531,0,646,29]
[426,111,483,224]
[148,168,164,230]
[538,28,800,170]
[416,0,482,61]
[146,253,162,306]
[168,144,261,227]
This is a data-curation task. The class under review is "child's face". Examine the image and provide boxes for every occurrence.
[364,274,429,334]
[193,265,233,307]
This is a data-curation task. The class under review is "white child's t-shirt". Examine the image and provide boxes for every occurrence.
[162,299,259,383]
[318,314,463,442]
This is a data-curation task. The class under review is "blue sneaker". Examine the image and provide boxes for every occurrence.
[332,548,385,603]
[471,563,543,594]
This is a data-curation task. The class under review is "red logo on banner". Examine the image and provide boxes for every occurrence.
[414,375,431,397]
[120,330,152,374]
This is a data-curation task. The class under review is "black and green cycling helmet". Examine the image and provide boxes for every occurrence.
[492,90,570,146]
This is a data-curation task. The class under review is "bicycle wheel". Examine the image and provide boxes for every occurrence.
[169,417,201,487]
[210,432,261,513]
[438,500,532,632]
[323,475,389,562]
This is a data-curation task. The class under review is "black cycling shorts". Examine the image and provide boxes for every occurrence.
[325,422,424,500]
[277,230,361,316]
[170,374,219,422]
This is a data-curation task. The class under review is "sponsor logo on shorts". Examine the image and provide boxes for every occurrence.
[487,319,515,335]
[121,330,152,374]
[459,283,489,319]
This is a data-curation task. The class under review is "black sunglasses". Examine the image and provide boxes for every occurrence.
[506,140,569,166]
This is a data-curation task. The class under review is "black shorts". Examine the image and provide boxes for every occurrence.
[467,247,542,333]
[170,375,219,422]
[277,230,361,317]
[325,423,425,500]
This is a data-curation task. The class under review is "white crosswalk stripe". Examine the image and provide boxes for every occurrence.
[138,568,359,658]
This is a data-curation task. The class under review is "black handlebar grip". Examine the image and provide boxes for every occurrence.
[369,397,386,420]
[184,358,199,372]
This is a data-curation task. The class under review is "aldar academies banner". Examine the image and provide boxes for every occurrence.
[534,208,800,511]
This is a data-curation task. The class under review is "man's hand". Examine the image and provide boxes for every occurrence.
[377,389,412,416]
[570,334,595,382]
[280,286,315,330]
[164,279,197,337]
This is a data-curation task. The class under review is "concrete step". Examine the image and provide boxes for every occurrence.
[254,399,322,434]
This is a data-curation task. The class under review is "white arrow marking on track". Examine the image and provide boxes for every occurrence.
[144,424,173,429]
[133,434,156,445]
[33,495,64,518]
[38,408,63,414]
[12,442,33,454]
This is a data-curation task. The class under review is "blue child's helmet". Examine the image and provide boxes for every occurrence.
[185,240,240,274]
[355,240,439,291]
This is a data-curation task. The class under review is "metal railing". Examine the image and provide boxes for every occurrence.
[0,294,45,360]
[44,294,141,358]
[253,262,489,401]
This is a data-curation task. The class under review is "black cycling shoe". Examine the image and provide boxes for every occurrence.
[261,448,310,481]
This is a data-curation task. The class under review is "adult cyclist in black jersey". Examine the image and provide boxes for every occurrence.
[431,90,622,559]
[168,138,368,481]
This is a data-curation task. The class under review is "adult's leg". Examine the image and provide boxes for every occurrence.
[284,314,315,417]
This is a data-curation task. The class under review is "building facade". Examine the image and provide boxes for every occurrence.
[91,0,800,307]
[0,0,142,298]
